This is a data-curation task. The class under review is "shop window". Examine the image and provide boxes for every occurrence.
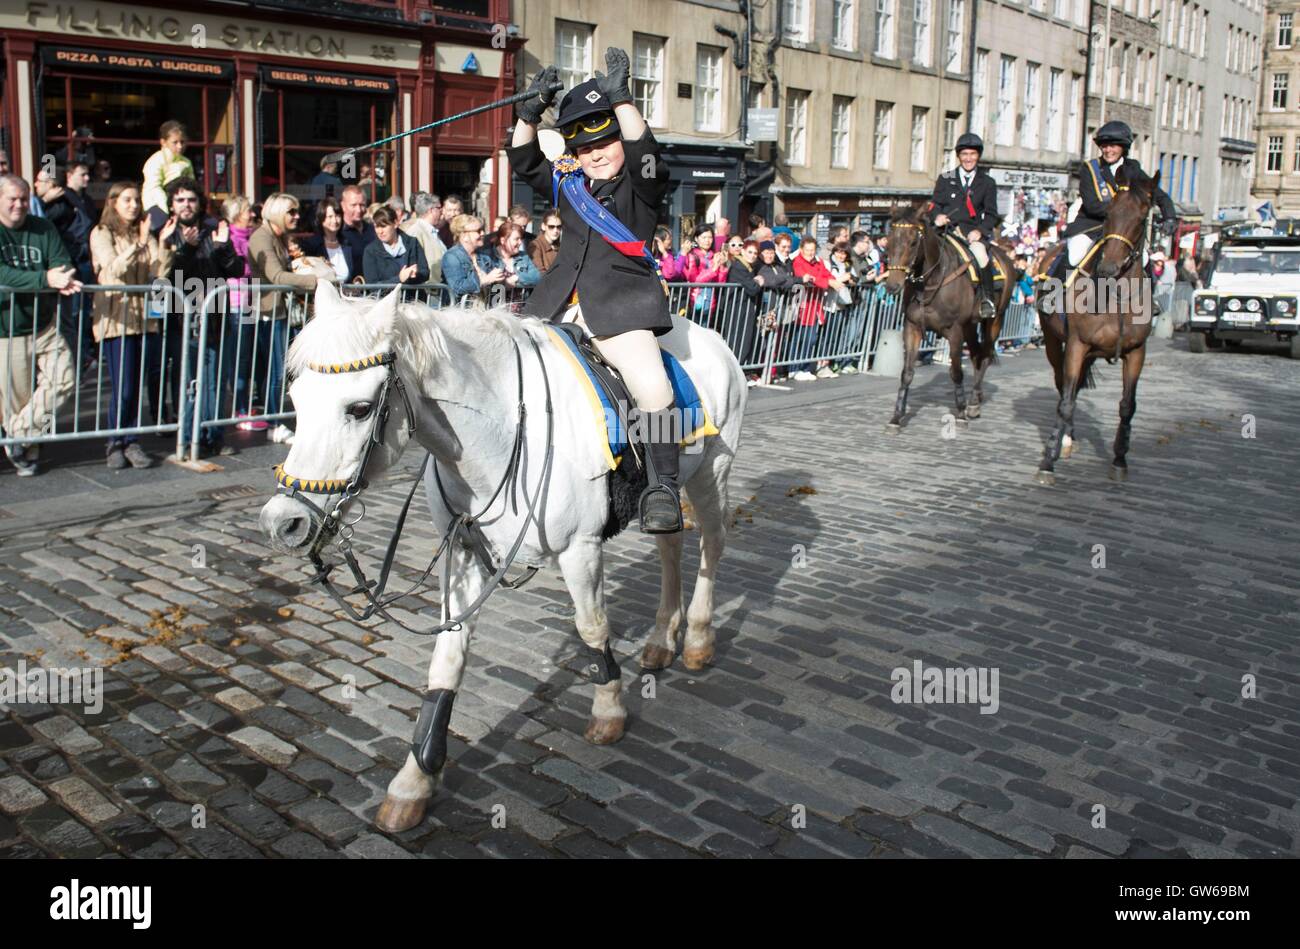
[259,86,395,224]
[42,75,233,205]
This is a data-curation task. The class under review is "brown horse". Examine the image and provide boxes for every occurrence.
[1034,167,1159,485]
[883,202,1014,432]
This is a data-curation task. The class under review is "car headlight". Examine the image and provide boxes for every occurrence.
[1227,298,1242,311]
[1246,298,1261,312]
[1199,297,1217,312]
[1277,299,1293,315]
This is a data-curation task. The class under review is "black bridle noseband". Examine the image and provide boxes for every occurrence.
[273,331,554,636]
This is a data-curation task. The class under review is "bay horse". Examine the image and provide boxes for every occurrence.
[258,283,746,832]
[1033,167,1158,485]
[882,202,1013,432]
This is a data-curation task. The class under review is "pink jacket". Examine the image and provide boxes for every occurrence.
[655,251,680,281]
[227,224,254,313]
[677,247,728,284]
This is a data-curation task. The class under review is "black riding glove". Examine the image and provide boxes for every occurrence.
[595,47,633,107]
[1160,218,1177,237]
[516,66,560,125]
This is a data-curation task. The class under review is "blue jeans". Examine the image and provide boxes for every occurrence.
[793,323,820,373]
[102,333,163,449]
[253,319,290,420]
[835,307,867,369]
[180,336,223,449]
[222,316,257,417]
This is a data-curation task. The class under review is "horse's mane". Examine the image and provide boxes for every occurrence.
[285,290,520,379]
[890,202,924,224]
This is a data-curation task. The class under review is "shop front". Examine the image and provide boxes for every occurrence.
[986,166,1073,249]
[1,0,521,214]
[773,187,932,241]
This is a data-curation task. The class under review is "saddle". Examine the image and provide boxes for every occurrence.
[546,322,718,471]
[944,232,1007,286]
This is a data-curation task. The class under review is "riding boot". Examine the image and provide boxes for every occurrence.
[978,263,997,319]
[637,407,683,534]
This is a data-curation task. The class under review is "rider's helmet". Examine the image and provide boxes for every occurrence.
[1093,121,1134,152]
[954,132,984,155]
[554,79,619,148]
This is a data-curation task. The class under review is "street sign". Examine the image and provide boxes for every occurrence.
[748,108,779,142]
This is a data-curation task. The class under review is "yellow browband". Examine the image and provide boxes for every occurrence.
[274,464,351,495]
[305,354,390,374]
[1102,232,1137,251]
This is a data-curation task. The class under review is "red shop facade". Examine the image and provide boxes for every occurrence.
[0,0,521,216]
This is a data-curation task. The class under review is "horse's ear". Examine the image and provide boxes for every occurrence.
[372,284,401,332]
[1114,162,1129,187]
[1152,169,1162,189]
[314,277,339,308]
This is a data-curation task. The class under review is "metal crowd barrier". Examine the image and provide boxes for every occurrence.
[1,284,190,454]
[3,277,1043,465]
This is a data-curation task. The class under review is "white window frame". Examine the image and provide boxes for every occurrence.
[832,96,854,168]
[1282,13,1294,50]
[832,0,857,51]
[631,34,666,127]
[555,21,594,91]
[1046,68,1063,151]
[910,106,928,171]
[1068,74,1081,154]
[784,0,812,43]
[1023,62,1041,149]
[874,100,894,169]
[1267,135,1284,173]
[785,88,810,165]
[972,49,988,139]
[695,45,725,133]
[996,55,1015,146]
[913,0,932,67]
[875,0,896,58]
[945,0,964,73]
[1273,72,1289,111]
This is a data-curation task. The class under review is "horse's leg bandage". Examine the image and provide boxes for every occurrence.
[582,641,622,685]
[411,688,456,775]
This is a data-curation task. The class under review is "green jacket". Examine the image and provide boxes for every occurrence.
[0,215,72,337]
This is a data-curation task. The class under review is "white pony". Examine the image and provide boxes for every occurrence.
[259,283,746,832]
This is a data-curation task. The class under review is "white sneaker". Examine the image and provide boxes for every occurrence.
[839,365,859,375]
[791,370,817,382]
[815,366,837,379]
[269,424,296,445]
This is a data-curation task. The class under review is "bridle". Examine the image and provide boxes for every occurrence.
[883,222,935,284]
[273,328,554,635]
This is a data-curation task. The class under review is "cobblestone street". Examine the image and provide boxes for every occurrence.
[1,337,1297,859]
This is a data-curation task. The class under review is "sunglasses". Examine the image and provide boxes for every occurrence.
[563,116,614,140]
[545,223,562,229]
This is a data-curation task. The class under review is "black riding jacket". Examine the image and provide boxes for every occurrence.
[929,166,1001,239]
[1064,157,1177,239]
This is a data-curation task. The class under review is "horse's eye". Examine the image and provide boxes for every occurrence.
[346,402,373,421]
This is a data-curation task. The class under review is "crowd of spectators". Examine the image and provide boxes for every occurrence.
[3,120,974,478]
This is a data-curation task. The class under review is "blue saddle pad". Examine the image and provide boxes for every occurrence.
[545,327,719,470]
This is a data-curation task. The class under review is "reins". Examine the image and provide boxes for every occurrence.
[274,325,555,636]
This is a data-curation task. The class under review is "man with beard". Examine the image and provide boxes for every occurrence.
[157,177,245,459]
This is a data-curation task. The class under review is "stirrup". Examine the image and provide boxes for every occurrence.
[979,297,996,319]
[638,482,683,534]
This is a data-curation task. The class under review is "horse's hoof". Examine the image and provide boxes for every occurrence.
[682,644,715,671]
[1060,436,1074,459]
[375,795,427,834]
[584,715,626,745]
[955,416,970,428]
[1034,469,1056,486]
[638,643,675,671]
[885,422,902,435]
[1109,465,1129,482]
[966,405,981,420]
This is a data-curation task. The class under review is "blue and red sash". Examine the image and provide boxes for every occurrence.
[552,154,668,296]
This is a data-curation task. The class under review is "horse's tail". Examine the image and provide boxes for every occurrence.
[1080,356,1099,390]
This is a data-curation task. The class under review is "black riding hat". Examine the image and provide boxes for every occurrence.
[954,132,984,155]
[554,79,619,149]
[1093,120,1133,148]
